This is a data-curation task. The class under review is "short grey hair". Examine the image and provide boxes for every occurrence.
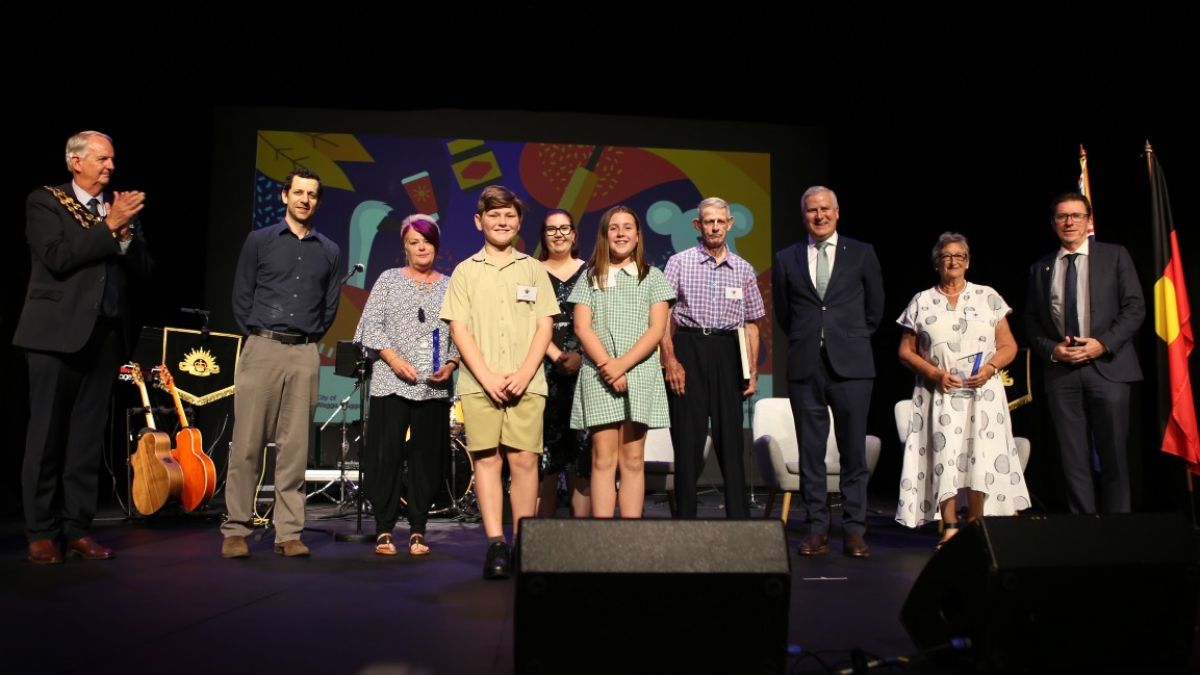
[931,231,970,266]
[64,131,112,171]
[801,185,838,209]
[696,197,731,218]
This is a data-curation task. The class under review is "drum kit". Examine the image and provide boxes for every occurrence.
[401,397,478,520]
[315,341,481,525]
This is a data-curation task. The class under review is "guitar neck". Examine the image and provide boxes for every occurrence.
[136,380,156,430]
[170,387,189,427]
[128,365,157,430]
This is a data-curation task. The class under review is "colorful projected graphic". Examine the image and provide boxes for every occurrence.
[252,132,773,422]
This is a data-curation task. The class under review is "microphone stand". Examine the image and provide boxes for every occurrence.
[333,344,373,543]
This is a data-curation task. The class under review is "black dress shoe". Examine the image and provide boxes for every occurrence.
[483,541,511,580]
[797,533,829,556]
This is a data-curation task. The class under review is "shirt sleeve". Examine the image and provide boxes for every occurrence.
[742,262,766,321]
[531,261,560,318]
[567,271,593,308]
[897,291,922,331]
[987,286,1013,321]
[439,263,470,323]
[320,242,342,336]
[231,233,258,335]
[644,266,676,306]
[357,270,392,351]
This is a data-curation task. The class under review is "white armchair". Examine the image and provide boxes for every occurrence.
[643,427,712,516]
[752,398,882,525]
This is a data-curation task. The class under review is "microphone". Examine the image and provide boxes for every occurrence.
[339,262,365,286]
[180,307,212,340]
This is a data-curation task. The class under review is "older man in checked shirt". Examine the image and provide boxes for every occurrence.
[660,197,765,519]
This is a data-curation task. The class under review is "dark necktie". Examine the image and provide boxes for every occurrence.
[90,197,122,317]
[1063,253,1081,338]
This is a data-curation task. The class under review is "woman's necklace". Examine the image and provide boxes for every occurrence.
[935,282,965,297]
[408,267,437,322]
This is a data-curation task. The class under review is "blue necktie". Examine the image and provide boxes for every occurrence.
[1063,253,1080,338]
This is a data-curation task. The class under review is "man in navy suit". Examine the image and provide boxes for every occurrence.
[13,131,152,563]
[1025,193,1144,514]
[772,186,884,557]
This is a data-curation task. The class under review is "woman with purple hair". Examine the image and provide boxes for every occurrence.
[355,214,460,556]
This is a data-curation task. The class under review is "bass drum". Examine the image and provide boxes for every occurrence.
[400,400,475,516]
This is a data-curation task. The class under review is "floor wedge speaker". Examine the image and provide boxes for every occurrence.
[515,518,792,675]
[901,513,1200,673]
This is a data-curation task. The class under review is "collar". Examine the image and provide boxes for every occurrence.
[693,243,732,267]
[275,220,317,240]
[470,246,528,268]
[1056,239,1090,261]
[592,262,640,289]
[808,231,839,249]
[71,181,101,208]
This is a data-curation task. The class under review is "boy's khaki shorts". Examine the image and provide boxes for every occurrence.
[461,392,545,454]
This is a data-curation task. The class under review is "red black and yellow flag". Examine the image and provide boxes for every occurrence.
[1147,141,1200,475]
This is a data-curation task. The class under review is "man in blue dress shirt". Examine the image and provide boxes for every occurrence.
[220,168,341,558]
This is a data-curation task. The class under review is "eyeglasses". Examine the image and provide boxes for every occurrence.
[544,225,574,236]
[938,253,968,263]
[1054,212,1090,224]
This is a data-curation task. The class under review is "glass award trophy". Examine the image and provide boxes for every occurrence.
[948,351,983,399]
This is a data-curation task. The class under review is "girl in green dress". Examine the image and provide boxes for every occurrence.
[569,205,675,518]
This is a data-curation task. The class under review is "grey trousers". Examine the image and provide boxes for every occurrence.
[220,336,319,543]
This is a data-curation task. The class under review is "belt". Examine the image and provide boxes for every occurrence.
[251,327,313,345]
[676,325,737,337]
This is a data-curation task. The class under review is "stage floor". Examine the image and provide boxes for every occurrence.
[1,490,1194,674]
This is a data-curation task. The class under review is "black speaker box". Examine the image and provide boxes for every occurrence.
[311,421,362,467]
[515,519,791,675]
[901,513,1200,673]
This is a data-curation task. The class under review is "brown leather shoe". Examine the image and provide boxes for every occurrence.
[797,533,829,556]
[274,539,310,557]
[66,536,114,560]
[843,533,871,558]
[28,538,63,564]
[221,535,250,559]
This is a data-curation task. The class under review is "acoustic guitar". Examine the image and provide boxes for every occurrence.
[159,366,216,511]
[128,364,183,515]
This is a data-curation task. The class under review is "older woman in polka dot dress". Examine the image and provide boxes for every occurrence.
[895,232,1030,548]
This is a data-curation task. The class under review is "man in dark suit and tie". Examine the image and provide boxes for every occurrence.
[14,130,152,563]
[1025,192,1144,513]
[772,186,884,557]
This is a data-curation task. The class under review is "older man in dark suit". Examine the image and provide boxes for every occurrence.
[14,130,152,563]
[1025,192,1144,514]
[772,186,884,557]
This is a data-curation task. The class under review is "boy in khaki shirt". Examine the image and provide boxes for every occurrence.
[441,185,557,579]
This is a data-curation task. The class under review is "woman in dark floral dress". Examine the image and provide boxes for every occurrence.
[537,209,591,516]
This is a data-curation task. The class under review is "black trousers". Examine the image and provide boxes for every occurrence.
[667,330,749,518]
[22,319,123,541]
[365,395,449,535]
[1045,366,1131,514]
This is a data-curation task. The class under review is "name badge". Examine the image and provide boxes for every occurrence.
[725,286,744,300]
[516,285,538,302]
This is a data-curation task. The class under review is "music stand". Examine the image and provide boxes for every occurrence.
[328,340,374,543]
